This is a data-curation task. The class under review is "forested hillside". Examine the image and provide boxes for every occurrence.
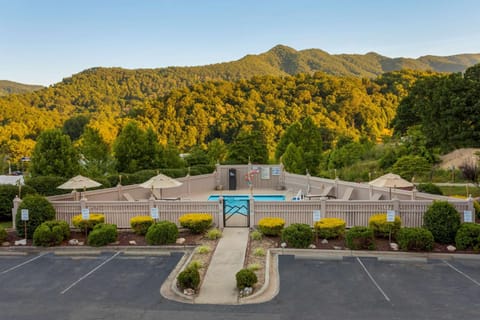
[0,80,43,96]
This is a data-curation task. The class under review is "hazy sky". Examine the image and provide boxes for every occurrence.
[2,0,480,85]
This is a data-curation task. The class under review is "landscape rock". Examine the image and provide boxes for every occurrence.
[68,239,79,246]
[390,243,399,251]
[2,241,10,246]
[240,287,253,297]
[15,239,27,246]
[176,238,186,245]
[112,241,120,245]
[308,244,317,249]
[183,288,195,296]
[447,245,456,252]
[333,246,342,250]
[280,242,287,248]
[129,240,137,245]
[78,241,84,246]
[321,239,328,244]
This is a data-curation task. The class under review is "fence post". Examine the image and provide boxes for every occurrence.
[467,196,474,213]
[321,197,327,219]
[249,196,255,228]
[218,196,224,229]
[393,198,400,214]
[80,197,87,211]
[12,195,21,230]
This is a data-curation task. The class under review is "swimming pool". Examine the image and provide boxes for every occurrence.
[207,195,286,201]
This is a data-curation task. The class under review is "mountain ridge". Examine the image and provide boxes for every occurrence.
[0,80,44,96]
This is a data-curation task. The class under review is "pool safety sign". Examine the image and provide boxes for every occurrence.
[313,210,321,222]
[464,210,473,223]
[21,209,29,221]
[386,210,395,222]
[81,208,90,220]
[150,207,159,219]
[261,167,270,180]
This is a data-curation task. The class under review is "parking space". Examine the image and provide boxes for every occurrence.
[1,252,480,319]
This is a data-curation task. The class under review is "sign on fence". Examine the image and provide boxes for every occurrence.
[386,210,395,222]
[21,209,29,221]
[150,207,159,219]
[81,208,90,220]
[313,210,321,222]
[464,210,473,223]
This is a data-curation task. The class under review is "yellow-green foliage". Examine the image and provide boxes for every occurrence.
[258,217,285,236]
[368,213,401,238]
[253,247,266,256]
[206,228,222,240]
[179,213,213,234]
[314,218,346,239]
[72,213,105,232]
[196,245,211,254]
[130,215,154,235]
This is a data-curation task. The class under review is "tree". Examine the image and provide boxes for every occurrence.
[281,143,305,174]
[62,115,90,141]
[113,122,150,173]
[228,129,268,164]
[30,129,80,177]
[206,138,228,164]
[78,127,113,176]
[392,155,431,181]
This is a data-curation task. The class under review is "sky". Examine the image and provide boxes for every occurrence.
[1,0,480,86]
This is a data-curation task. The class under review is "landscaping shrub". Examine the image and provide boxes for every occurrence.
[258,217,285,236]
[87,223,117,247]
[247,263,261,271]
[145,221,178,245]
[474,200,480,220]
[368,213,401,238]
[250,230,263,241]
[236,268,258,290]
[205,228,222,240]
[281,223,314,248]
[423,201,461,244]
[0,226,7,243]
[25,176,68,196]
[33,220,70,247]
[187,260,203,270]
[179,213,213,234]
[16,195,56,239]
[345,226,375,250]
[0,184,36,221]
[397,228,434,251]
[314,218,346,239]
[177,265,200,290]
[417,183,443,195]
[72,213,105,232]
[455,223,480,250]
[130,215,154,235]
[253,247,266,256]
[196,245,211,254]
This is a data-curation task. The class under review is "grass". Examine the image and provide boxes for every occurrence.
[0,221,12,229]
[438,185,480,198]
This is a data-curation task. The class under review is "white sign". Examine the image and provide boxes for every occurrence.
[271,167,281,176]
[464,210,473,223]
[261,167,270,180]
[21,209,29,221]
[386,210,395,222]
[150,207,159,219]
[313,210,321,222]
[81,208,90,220]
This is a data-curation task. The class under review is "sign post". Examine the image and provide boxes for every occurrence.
[150,207,159,222]
[386,210,395,243]
[81,208,90,239]
[21,209,29,240]
[463,210,473,223]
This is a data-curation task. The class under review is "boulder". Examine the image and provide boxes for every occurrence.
[183,288,195,296]
[15,239,27,246]
[176,238,186,245]
[129,240,137,245]
[78,241,85,246]
[2,241,10,247]
[308,244,317,249]
[321,239,328,244]
[333,246,342,250]
[390,243,399,251]
[68,239,79,246]
[447,245,456,252]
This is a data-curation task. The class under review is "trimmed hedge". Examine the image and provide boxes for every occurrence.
[0,226,7,243]
[236,268,258,290]
[455,223,480,250]
[146,221,178,245]
[281,223,313,248]
[25,176,69,196]
[179,213,213,234]
[72,213,105,232]
[423,201,461,244]
[345,226,375,250]
[397,228,434,251]
[16,195,56,239]
[177,265,200,291]
[258,217,285,236]
[0,184,36,221]
[130,215,154,235]
[368,213,401,238]
[33,220,70,247]
[416,183,443,195]
[314,218,346,239]
[87,223,117,247]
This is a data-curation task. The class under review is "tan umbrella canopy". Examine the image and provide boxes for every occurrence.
[58,175,102,191]
[139,173,183,199]
[368,173,414,188]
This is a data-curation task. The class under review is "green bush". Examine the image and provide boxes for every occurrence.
[250,230,263,241]
[179,213,213,234]
[87,223,117,247]
[15,195,56,239]
[281,223,314,248]
[0,226,7,242]
[345,226,375,250]
[417,183,443,195]
[474,200,480,220]
[177,265,200,290]
[397,228,434,251]
[236,268,258,290]
[130,216,154,235]
[146,221,178,245]
[455,223,480,250]
[72,213,105,232]
[33,220,70,247]
[368,213,401,238]
[423,201,461,244]
[25,176,69,196]
[205,228,222,240]
[0,184,37,221]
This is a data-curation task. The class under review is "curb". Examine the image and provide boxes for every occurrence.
[160,249,196,303]
[0,245,195,255]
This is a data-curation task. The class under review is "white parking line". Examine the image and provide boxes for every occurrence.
[60,251,121,295]
[0,252,48,275]
[443,260,480,287]
[356,257,391,302]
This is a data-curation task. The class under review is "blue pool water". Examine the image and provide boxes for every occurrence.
[208,195,285,201]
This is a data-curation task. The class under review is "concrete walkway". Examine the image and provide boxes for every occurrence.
[195,227,249,304]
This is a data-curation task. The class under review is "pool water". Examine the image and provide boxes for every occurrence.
[207,195,286,201]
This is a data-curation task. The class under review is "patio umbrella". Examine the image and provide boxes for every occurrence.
[139,173,183,199]
[58,175,102,192]
[368,173,414,188]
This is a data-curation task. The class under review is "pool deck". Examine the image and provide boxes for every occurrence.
[184,188,295,201]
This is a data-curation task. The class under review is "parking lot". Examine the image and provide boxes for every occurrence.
[0,252,479,319]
